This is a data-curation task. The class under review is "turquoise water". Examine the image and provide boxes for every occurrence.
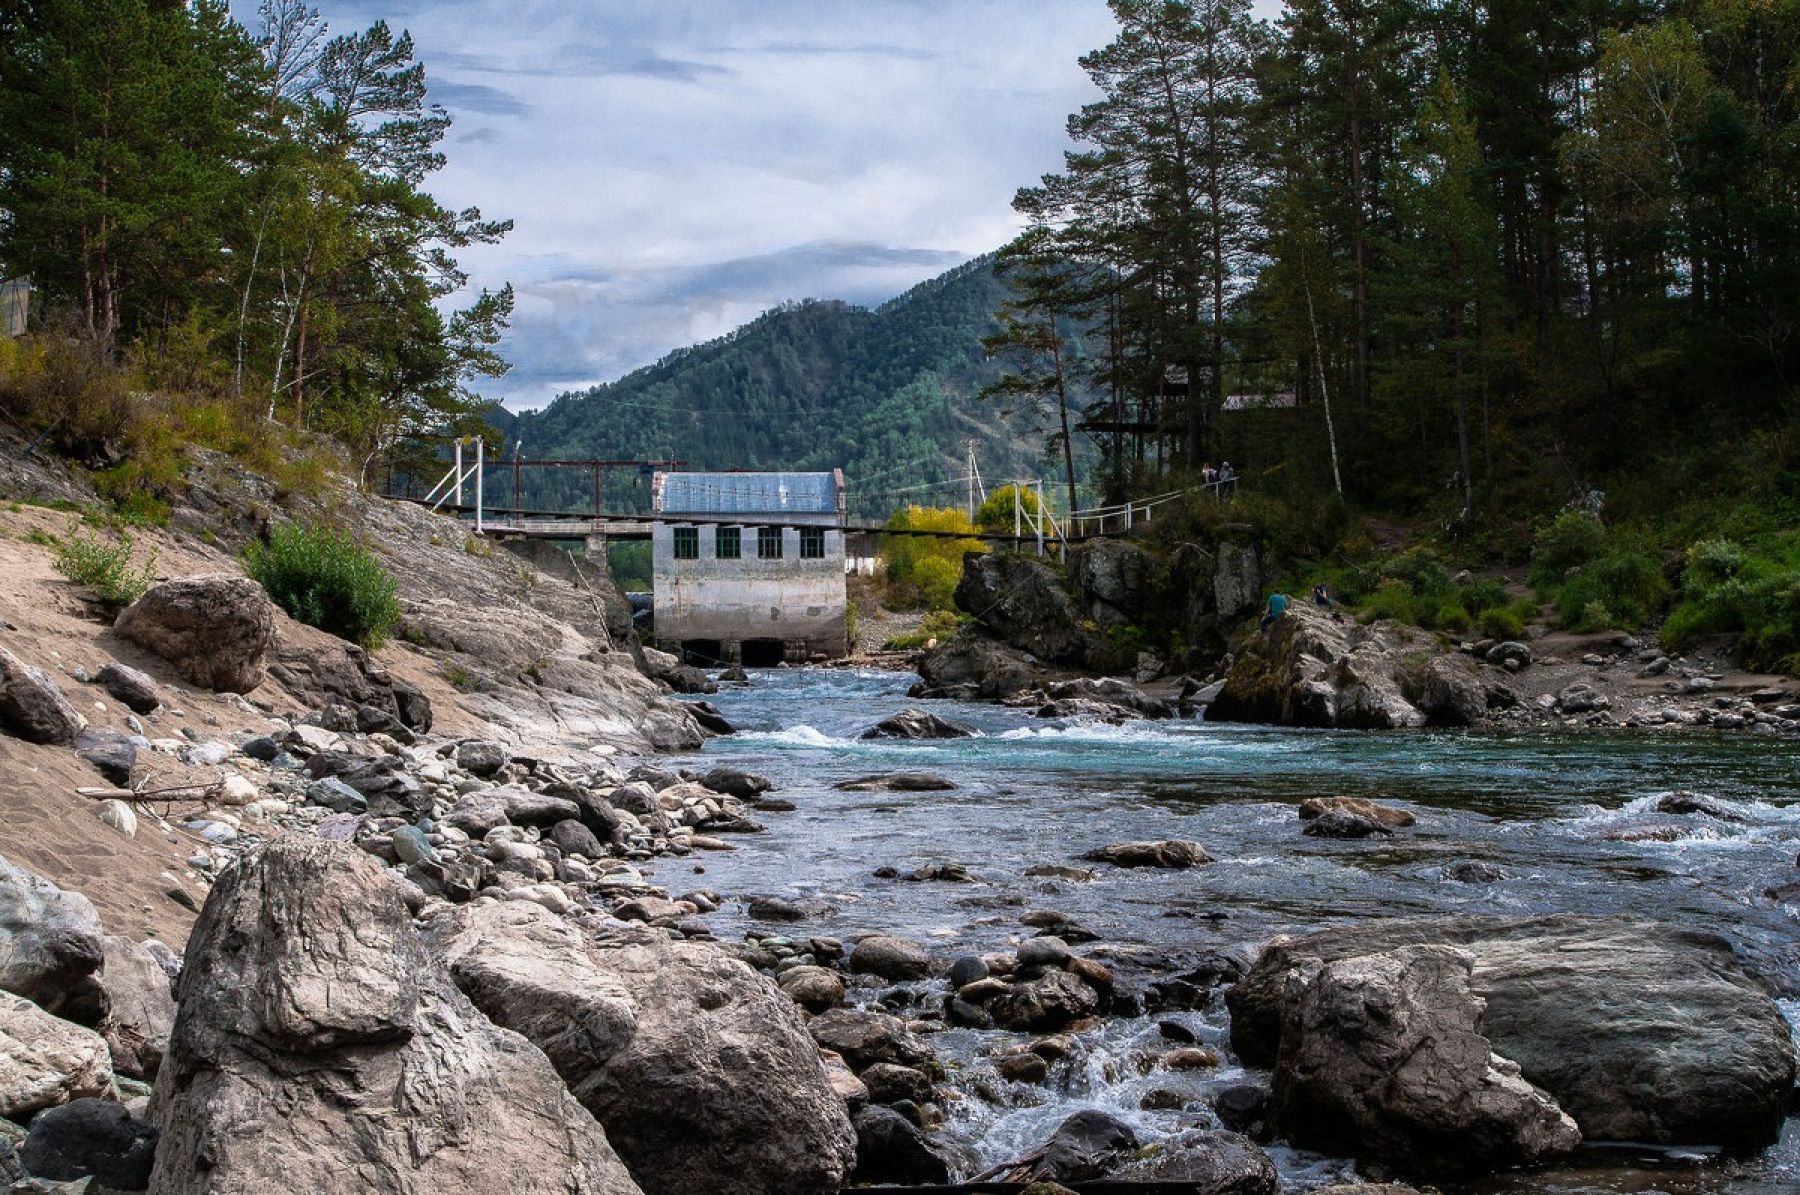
[669,667,1800,1192]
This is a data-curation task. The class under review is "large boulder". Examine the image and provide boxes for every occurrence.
[0,855,108,1025]
[860,708,976,741]
[425,900,855,1195]
[0,991,112,1120]
[913,634,1040,700]
[1271,945,1580,1174]
[97,936,176,1081]
[1068,539,1156,626]
[1108,1129,1278,1194]
[1208,604,1476,729]
[19,1098,159,1190]
[1227,915,1797,1149]
[954,553,1119,670]
[114,574,277,694]
[147,838,642,1195]
[0,646,83,745]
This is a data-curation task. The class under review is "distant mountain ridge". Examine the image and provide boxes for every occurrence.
[501,255,1052,519]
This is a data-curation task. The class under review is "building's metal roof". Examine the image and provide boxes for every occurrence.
[656,471,842,514]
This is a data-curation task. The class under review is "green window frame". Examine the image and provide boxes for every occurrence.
[757,526,783,560]
[800,526,825,559]
[673,526,699,560]
[715,526,741,559]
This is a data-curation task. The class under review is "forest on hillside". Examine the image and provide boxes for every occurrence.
[994,0,1800,529]
[502,258,1056,522]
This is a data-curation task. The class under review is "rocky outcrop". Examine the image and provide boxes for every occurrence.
[148,838,643,1195]
[1208,604,1488,729]
[0,646,83,745]
[114,574,278,693]
[912,635,1041,700]
[0,855,108,1025]
[954,553,1122,671]
[0,991,112,1120]
[268,637,432,732]
[1271,945,1580,1174]
[425,900,855,1195]
[1227,915,1797,1149]
[1067,539,1156,627]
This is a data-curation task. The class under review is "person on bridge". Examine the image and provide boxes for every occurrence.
[1259,591,1289,633]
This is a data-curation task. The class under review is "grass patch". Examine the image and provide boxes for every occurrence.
[51,528,157,609]
[244,523,401,649]
[882,610,966,651]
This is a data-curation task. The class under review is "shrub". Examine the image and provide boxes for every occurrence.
[883,505,982,610]
[1530,510,1606,588]
[52,529,157,609]
[244,523,401,648]
[1479,604,1526,640]
[1663,533,1800,673]
[975,484,1042,534]
[910,555,961,611]
[1552,546,1670,631]
[1433,602,1473,633]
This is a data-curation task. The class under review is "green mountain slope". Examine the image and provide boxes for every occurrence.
[504,255,1054,520]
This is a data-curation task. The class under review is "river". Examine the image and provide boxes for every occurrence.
[669,666,1800,1193]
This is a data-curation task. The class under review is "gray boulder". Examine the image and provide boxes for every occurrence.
[1083,840,1210,869]
[699,766,770,798]
[455,739,507,777]
[849,934,933,981]
[1109,1129,1278,1194]
[98,936,176,1081]
[74,728,137,785]
[1068,538,1156,625]
[94,661,161,713]
[807,1008,932,1073]
[0,855,108,1025]
[860,708,976,740]
[0,647,83,745]
[114,574,277,694]
[989,970,1101,1032]
[1271,945,1580,1174]
[425,900,855,1195]
[147,838,643,1195]
[1228,915,1797,1149]
[0,990,112,1120]
[913,634,1039,699]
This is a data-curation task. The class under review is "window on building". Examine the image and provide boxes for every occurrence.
[757,525,783,559]
[673,526,699,560]
[715,526,741,559]
[800,526,826,559]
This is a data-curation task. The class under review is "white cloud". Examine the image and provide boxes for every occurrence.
[305,0,1120,408]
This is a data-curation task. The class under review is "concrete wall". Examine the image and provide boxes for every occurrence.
[652,515,848,658]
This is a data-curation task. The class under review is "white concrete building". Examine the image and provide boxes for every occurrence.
[650,470,848,665]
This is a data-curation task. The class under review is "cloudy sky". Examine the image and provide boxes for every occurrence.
[304,0,1126,410]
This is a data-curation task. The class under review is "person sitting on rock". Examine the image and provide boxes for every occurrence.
[1259,592,1289,633]
[1312,583,1345,623]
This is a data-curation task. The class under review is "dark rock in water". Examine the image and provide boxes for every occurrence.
[148,838,642,1195]
[1299,796,1415,827]
[0,646,83,745]
[808,1008,932,1072]
[1024,864,1095,882]
[75,728,137,785]
[860,708,976,740]
[1016,936,1073,968]
[662,663,718,695]
[945,995,993,1029]
[685,700,736,735]
[914,635,1041,700]
[905,863,976,883]
[861,1062,933,1107]
[701,765,771,798]
[20,1098,158,1190]
[835,772,957,792]
[752,797,797,812]
[0,855,108,1025]
[1227,914,1798,1150]
[990,971,1101,1032]
[1302,809,1395,839]
[1019,1109,1139,1183]
[718,666,750,684]
[114,574,276,694]
[1083,840,1211,869]
[1442,860,1507,884]
[1655,791,1745,821]
[948,955,989,988]
[94,662,161,714]
[851,1106,950,1186]
[1271,944,1580,1175]
[1109,1128,1279,1194]
[1213,1083,1272,1140]
[746,895,834,923]
[1158,1019,1198,1044]
[850,935,933,980]
[955,554,1122,672]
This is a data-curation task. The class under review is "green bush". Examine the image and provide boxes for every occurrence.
[1530,510,1606,588]
[51,529,157,609]
[244,523,401,648]
[1663,532,1800,673]
[1433,602,1473,633]
[910,555,961,611]
[1551,547,1670,632]
[1479,604,1527,640]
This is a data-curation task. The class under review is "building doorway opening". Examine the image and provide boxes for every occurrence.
[680,639,725,667]
[740,638,785,667]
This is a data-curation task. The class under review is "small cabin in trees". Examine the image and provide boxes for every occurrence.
[650,470,848,666]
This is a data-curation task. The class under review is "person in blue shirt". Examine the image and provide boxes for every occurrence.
[1260,592,1289,632]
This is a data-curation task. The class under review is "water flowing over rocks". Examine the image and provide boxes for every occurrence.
[113,574,277,694]
[1271,944,1581,1174]
[148,837,643,1195]
[425,900,855,1195]
[861,707,977,740]
[1228,914,1797,1149]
